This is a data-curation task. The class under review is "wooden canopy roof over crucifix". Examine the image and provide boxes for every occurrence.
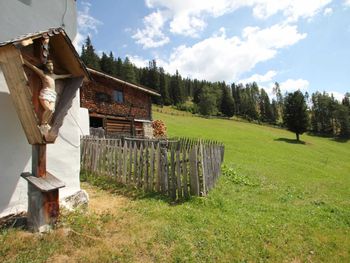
[0,28,89,144]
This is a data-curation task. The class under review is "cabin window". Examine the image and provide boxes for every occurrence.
[90,117,103,128]
[95,92,111,103]
[113,90,124,103]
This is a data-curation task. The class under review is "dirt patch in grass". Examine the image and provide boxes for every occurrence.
[82,182,131,215]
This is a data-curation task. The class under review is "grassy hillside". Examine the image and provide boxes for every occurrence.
[1,109,349,262]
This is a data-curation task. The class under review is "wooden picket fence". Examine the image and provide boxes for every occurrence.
[80,136,225,200]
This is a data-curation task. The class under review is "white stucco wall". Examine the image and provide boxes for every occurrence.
[79,107,91,136]
[0,69,83,217]
[0,0,77,42]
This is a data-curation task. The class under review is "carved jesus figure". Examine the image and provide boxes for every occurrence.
[24,59,71,135]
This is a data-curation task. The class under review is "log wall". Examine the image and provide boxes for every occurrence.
[81,73,151,120]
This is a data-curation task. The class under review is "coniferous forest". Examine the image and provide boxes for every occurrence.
[81,37,350,139]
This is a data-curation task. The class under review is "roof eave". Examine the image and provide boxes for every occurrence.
[87,68,161,97]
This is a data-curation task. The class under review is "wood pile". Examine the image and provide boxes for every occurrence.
[152,120,167,138]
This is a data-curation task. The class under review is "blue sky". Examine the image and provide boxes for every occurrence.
[75,0,350,100]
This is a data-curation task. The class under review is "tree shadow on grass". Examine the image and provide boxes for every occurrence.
[307,132,349,143]
[330,137,349,143]
[274,138,306,145]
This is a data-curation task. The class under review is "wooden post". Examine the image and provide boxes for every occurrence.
[25,144,63,232]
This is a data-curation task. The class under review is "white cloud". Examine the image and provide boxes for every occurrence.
[252,0,332,22]
[323,7,333,15]
[239,70,277,84]
[135,0,331,44]
[344,0,350,6]
[159,24,306,82]
[280,79,309,93]
[327,91,345,102]
[132,10,170,49]
[128,55,149,68]
[73,1,102,53]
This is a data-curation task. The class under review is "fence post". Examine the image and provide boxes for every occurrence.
[123,141,127,184]
[161,144,168,195]
[150,142,155,191]
[133,142,138,186]
[189,145,200,196]
[155,143,160,192]
[170,144,176,200]
[182,147,189,198]
[200,141,207,196]
[176,144,182,199]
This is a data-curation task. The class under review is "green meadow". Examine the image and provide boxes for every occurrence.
[1,109,350,262]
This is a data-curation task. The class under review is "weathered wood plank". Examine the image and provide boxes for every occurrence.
[144,142,149,190]
[46,77,84,142]
[182,147,189,198]
[200,142,207,196]
[128,141,133,183]
[133,142,138,185]
[21,172,65,192]
[176,147,182,199]
[170,146,176,200]
[156,143,161,192]
[123,141,127,184]
[0,46,44,144]
[189,146,200,196]
[138,143,143,188]
[161,146,168,195]
[149,142,155,191]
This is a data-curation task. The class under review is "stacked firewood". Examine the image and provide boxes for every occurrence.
[152,120,167,138]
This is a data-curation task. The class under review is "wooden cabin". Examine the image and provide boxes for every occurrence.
[81,68,160,138]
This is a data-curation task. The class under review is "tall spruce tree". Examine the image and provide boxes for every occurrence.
[283,90,309,141]
[259,88,273,122]
[220,85,235,117]
[81,36,100,70]
[122,57,136,83]
[169,70,184,105]
[198,85,218,116]
[100,52,116,75]
[335,104,350,138]
[159,67,170,105]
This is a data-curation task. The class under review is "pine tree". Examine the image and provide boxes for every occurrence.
[169,70,184,105]
[122,57,136,83]
[259,88,273,122]
[220,85,235,117]
[198,85,218,116]
[80,36,100,70]
[159,67,170,105]
[335,104,350,138]
[147,60,160,97]
[283,90,309,141]
[115,57,123,78]
[99,52,116,75]
[342,93,350,109]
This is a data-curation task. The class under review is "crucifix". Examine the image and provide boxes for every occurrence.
[24,59,71,137]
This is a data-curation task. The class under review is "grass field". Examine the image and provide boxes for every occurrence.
[1,108,350,262]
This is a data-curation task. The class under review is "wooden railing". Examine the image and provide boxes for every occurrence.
[80,136,224,200]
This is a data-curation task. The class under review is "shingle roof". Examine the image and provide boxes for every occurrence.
[0,27,89,80]
[87,68,161,97]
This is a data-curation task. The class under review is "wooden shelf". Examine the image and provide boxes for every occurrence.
[21,172,65,192]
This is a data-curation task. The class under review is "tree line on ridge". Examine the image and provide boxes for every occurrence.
[81,37,350,140]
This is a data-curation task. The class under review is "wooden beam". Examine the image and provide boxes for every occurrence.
[0,45,44,144]
[45,77,83,142]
